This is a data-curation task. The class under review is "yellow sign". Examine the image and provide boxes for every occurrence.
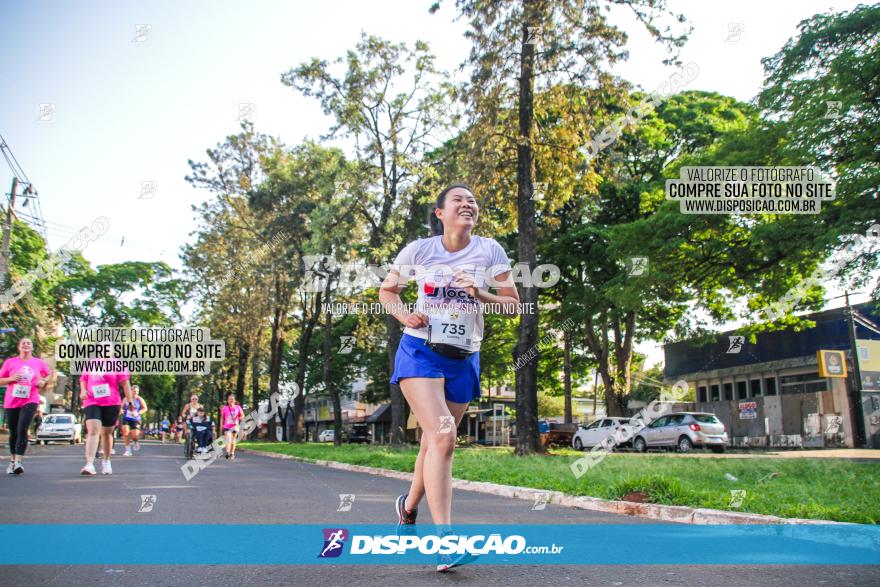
[817,350,847,378]
[857,339,880,391]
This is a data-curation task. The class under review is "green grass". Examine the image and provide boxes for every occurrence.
[239,442,880,524]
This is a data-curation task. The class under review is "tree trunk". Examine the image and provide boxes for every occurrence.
[513,0,544,455]
[323,287,342,446]
[386,314,407,445]
[267,270,288,442]
[234,341,248,405]
[563,329,572,423]
[292,291,322,442]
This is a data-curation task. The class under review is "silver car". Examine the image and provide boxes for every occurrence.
[632,412,728,453]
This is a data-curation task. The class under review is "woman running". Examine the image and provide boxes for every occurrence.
[220,393,244,460]
[121,386,147,456]
[378,183,519,571]
[0,338,52,475]
[160,416,170,443]
[80,365,132,475]
[173,417,185,443]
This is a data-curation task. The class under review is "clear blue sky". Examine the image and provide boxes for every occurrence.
[1,0,868,366]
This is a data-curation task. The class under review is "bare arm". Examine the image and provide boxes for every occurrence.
[453,270,520,317]
[378,269,429,329]
[120,380,133,405]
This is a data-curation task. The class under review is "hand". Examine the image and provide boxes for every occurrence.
[452,270,479,298]
[16,372,30,383]
[80,390,88,401]
[403,312,429,329]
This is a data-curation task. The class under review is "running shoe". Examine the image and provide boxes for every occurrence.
[133,442,140,452]
[123,448,132,457]
[12,463,23,475]
[395,494,417,531]
[80,463,97,476]
[6,462,15,475]
[110,447,115,455]
[101,460,112,475]
[436,551,479,572]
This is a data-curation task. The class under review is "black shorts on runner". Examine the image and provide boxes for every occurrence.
[84,405,122,427]
[123,419,140,430]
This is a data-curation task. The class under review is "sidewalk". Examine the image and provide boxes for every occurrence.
[635,448,880,460]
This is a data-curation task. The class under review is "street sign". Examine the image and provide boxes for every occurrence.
[817,350,847,377]
[738,401,757,419]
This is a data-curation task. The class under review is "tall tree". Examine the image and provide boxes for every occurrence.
[436,0,688,451]
[758,3,880,302]
[283,33,456,444]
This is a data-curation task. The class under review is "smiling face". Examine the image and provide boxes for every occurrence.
[436,187,479,234]
[18,338,33,355]
[190,395,199,404]
[227,394,235,405]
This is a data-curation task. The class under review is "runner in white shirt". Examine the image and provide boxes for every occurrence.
[379,183,520,571]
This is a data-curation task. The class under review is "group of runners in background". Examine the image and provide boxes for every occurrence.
[1,337,245,476]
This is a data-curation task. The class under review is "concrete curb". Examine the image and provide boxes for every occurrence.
[239,448,848,526]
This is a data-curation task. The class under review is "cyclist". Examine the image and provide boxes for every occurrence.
[379,184,519,571]
[1,338,52,475]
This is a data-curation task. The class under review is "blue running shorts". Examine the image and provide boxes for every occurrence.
[390,333,481,404]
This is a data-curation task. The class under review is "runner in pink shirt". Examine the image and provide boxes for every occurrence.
[0,338,52,475]
[79,365,132,475]
[221,393,244,460]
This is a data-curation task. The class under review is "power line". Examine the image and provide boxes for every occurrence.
[1,134,47,241]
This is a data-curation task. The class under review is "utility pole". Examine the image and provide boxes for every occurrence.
[0,177,18,287]
[844,292,867,447]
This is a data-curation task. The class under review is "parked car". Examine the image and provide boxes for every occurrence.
[572,417,639,450]
[317,429,335,442]
[632,412,729,453]
[36,413,82,445]
[347,423,371,444]
[539,420,578,447]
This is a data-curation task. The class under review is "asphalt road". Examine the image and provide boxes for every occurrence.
[0,441,877,586]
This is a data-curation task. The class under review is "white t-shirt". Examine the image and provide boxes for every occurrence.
[391,235,512,352]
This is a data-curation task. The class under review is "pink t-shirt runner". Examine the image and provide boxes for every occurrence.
[1,356,50,409]
[80,370,131,407]
[221,404,244,429]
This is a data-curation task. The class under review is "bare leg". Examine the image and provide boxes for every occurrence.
[406,400,469,514]
[400,378,468,526]
[101,427,114,460]
[84,419,101,465]
[226,430,236,456]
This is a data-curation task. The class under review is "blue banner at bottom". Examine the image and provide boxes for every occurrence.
[2,524,878,565]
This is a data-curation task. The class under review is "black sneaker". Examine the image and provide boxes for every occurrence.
[12,463,24,475]
[436,551,479,572]
[395,494,417,531]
